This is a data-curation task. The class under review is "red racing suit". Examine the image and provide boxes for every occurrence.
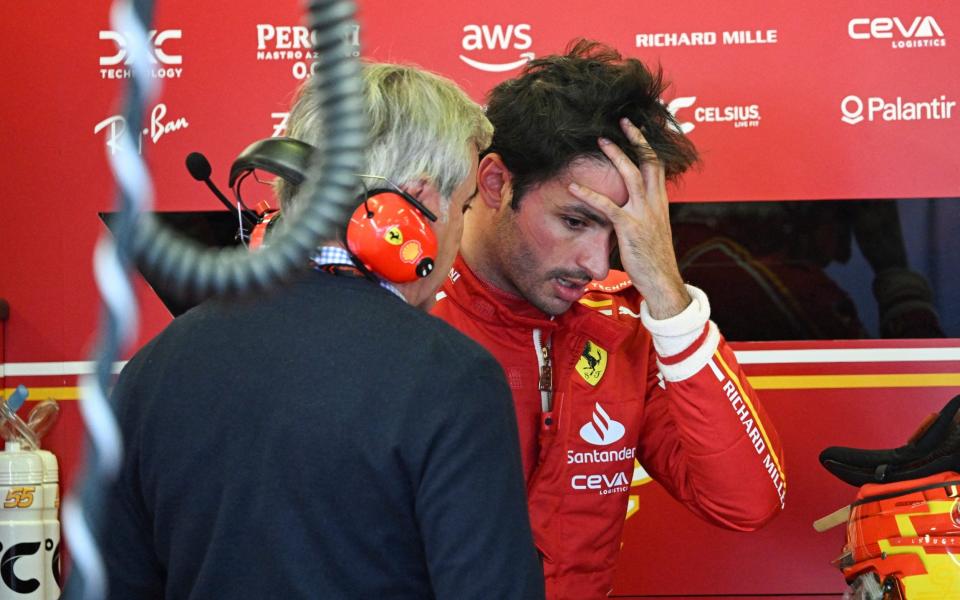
[431,256,786,599]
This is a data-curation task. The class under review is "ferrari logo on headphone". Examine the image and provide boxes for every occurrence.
[385,226,403,245]
[576,341,607,386]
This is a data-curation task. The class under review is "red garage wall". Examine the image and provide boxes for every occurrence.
[1,1,958,597]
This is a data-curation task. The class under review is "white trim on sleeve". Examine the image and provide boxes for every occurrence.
[657,321,721,382]
[640,284,711,358]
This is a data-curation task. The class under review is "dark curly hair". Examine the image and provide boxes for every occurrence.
[485,39,699,208]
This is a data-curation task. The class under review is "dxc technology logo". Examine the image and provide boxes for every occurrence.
[99,29,183,79]
[579,403,625,446]
[459,24,534,72]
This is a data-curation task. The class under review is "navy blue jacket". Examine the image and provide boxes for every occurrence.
[99,271,544,599]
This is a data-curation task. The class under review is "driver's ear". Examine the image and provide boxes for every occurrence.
[477,153,513,210]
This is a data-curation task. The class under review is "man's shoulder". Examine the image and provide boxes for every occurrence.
[411,307,501,364]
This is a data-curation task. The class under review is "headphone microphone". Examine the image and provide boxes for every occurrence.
[185,152,258,228]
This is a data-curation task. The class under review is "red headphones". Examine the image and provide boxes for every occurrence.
[347,187,438,282]
[230,138,439,283]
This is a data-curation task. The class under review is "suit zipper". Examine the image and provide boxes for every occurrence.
[533,328,552,413]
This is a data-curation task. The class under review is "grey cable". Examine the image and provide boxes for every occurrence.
[61,1,364,598]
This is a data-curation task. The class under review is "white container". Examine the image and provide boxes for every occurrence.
[0,442,46,600]
[36,450,60,600]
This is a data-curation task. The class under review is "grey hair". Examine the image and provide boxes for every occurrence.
[276,62,492,220]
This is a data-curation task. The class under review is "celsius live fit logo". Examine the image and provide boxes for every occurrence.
[666,96,761,133]
[840,94,956,125]
[94,104,189,155]
[848,16,945,49]
[255,24,360,80]
[579,403,625,446]
[459,24,534,72]
[99,29,183,79]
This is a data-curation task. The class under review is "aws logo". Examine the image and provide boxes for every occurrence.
[459,24,534,72]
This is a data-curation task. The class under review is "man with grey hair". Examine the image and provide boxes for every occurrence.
[97,63,544,599]
[275,62,493,309]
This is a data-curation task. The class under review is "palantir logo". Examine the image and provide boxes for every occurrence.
[840,95,865,124]
[840,93,955,125]
[459,24,534,72]
[99,29,183,79]
[579,403,625,446]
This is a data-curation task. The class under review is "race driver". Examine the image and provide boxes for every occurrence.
[431,39,787,599]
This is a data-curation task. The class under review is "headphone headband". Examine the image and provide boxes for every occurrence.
[361,187,438,223]
[230,138,440,224]
[229,137,314,188]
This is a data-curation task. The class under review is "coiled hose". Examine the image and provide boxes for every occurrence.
[62,1,364,597]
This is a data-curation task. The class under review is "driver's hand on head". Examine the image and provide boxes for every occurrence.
[567,118,691,319]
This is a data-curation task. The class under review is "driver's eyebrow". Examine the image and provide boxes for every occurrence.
[562,202,610,227]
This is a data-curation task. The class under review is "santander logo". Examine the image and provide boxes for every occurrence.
[459,24,534,72]
[579,403,625,446]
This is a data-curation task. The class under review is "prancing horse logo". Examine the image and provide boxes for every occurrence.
[576,341,608,386]
[384,226,403,245]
